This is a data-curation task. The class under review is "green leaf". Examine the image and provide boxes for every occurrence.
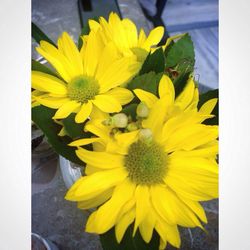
[173,71,192,97]
[32,105,83,165]
[165,34,195,68]
[127,72,163,96]
[100,224,160,250]
[139,48,165,75]
[32,59,59,78]
[164,34,195,97]
[32,22,56,47]
[198,89,218,125]
[122,103,138,120]
[62,114,89,140]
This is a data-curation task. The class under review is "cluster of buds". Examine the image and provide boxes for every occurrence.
[102,102,151,134]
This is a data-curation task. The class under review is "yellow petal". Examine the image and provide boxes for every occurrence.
[180,198,207,223]
[199,98,218,115]
[89,105,109,120]
[33,96,69,109]
[171,140,218,158]
[142,26,164,50]
[133,185,150,235]
[105,87,134,105]
[85,119,110,141]
[151,185,176,224]
[37,41,75,82]
[58,32,83,75]
[142,97,168,141]
[158,74,175,102]
[98,57,140,93]
[165,124,218,152]
[77,188,113,210]
[65,168,128,201]
[75,101,93,123]
[75,147,124,168]
[122,18,138,48]
[138,29,146,47]
[175,78,195,110]
[86,211,98,233]
[68,138,101,147]
[139,209,156,243]
[88,19,100,32]
[93,178,136,233]
[82,29,104,76]
[133,89,158,108]
[115,208,135,243]
[92,94,122,113]
[85,164,101,175]
[152,186,202,228]
[32,71,67,95]
[95,43,119,80]
[161,110,214,143]
[165,156,218,201]
[52,100,81,119]
[155,219,181,248]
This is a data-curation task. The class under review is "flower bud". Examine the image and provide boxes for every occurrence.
[139,128,152,140]
[112,113,128,128]
[102,118,112,126]
[127,122,138,132]
[136,102,149,118]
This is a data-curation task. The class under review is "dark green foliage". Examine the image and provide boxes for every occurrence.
[32,22,56,47]
[100,224,160,250]
[32,105,84,165]
[139,48,165,75]
[127,72,162,96]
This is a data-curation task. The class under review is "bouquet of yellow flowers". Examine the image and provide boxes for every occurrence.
[32,12,218,250]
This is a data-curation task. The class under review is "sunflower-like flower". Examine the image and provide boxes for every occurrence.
[32,31,141,123]
[85,12,164,62]
[66,74,218,249]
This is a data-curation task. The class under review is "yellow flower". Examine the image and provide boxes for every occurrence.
[85,12,164,62]
[32,31,141,123]
[66,75,218,249]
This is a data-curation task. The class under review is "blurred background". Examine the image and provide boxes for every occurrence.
[32,1,218,249]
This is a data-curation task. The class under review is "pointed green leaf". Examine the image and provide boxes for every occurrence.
[32,105,83,165]
[127,72,162,96]
[165,34,195,68]
[100,224,159,250]
[139,48,165,75]
[32,22,56,47]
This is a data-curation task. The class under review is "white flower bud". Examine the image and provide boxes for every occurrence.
[139,128,152,140]
[112,113,128,128]
[136,102,149,118]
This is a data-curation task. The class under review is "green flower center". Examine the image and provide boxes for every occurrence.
[67,75,99,103]
[124,139,168,185]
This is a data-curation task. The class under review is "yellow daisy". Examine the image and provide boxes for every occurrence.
[32,31,141,123]
[85,12,164,62]
[66,75,218,249]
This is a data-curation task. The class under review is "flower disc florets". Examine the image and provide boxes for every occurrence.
[68,75,99,103]
[124,139,167,185]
